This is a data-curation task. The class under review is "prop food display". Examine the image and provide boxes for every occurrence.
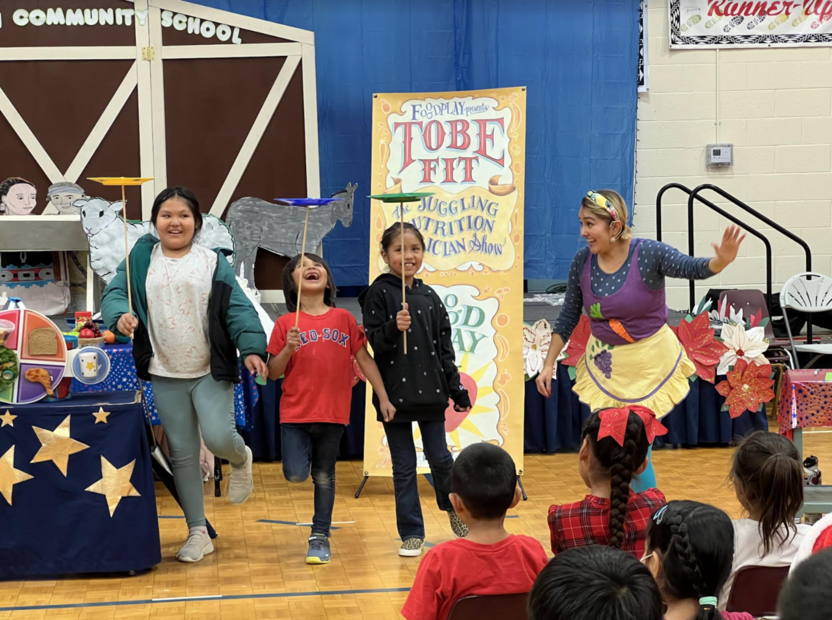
[76,318,105,347]
[29,328,58,356]
[0,347,19,393]
[0,308,66,404]
[25,368,54,397]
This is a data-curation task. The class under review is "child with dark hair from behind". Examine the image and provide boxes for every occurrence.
[778,548,832,620]
[528,545,663,620]
[643,501,753,620]
[401,443,548,620]
[719,431,809,607]
[548,406,667,558]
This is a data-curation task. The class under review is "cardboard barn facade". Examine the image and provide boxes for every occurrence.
[0,0,321,304]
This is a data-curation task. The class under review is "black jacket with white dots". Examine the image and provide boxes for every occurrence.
[359,273,470,423]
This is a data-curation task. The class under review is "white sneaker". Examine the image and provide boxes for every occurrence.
[177,527,214,563]
[229,446,254,505]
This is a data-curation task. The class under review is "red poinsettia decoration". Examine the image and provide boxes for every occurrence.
[715,359,775,419]
[670,312,729,383]
[561,315,591,367]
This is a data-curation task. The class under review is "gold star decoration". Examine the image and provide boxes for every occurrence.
[92,407,111,424]
[30,415,89,476]
[0,410,16,428]
[0,446,34,506]
[85,456,140,517]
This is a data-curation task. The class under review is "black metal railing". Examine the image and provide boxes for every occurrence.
[656,182,813,341]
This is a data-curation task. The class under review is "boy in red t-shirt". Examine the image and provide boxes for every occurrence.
[268,253,394,565]
[402,444,549,620]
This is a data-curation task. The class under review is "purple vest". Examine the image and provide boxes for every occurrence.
[581,240,668,346]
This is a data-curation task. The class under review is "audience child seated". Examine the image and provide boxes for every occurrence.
[548,406,667,558]
[719,431,809,607]
[527,545,663,620]
[643,501,753,620]
[791,512,832,572]
[401,443,548,620]
[778,547,832,620]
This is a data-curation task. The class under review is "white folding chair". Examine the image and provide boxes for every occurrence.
[779,272,832,369]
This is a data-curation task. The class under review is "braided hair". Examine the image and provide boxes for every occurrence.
[646,501,734,620]
[582,410,651,549]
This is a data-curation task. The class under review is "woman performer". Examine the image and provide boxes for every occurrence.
[536,190,745,489]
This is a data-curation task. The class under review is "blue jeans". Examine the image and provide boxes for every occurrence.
[281,423,344,537]
[384,420,454,540]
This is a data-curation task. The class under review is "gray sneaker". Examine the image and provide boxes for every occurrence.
[176,528,214,563]
[306,535,331,565]
[399,537,424,557]
[229,446,254,505]
[449,510,468,538]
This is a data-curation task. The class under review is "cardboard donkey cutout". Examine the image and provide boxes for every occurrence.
[225,183,356,287]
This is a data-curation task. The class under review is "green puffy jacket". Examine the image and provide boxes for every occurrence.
[100,235,267,382]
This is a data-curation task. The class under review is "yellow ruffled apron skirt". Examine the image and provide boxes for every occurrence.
[573,324,695,418]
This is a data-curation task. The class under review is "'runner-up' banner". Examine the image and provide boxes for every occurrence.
[670,0,832,48]
[363,87,526,476]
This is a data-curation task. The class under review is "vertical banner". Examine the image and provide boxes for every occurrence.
[363,87,526,476]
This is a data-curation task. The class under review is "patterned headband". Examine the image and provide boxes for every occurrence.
[597,406,668,447]
[587,191,620,222]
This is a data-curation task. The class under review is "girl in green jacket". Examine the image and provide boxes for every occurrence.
[101,187,268,563]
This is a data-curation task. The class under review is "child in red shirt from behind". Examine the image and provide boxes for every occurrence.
[402,443,548,620]
[548,407,667,559]
[267,253,394,565]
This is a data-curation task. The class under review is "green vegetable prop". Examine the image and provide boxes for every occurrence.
[0,346,20,393]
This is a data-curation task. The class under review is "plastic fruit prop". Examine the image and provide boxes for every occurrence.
[79,328,95,339]
[445,372,478,433]
[103,330,116,344]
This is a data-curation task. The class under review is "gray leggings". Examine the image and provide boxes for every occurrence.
[153,374,247,528]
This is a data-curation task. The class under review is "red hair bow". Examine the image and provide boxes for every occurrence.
[597,406,668,447]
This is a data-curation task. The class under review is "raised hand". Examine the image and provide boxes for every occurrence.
[711,225,746,273]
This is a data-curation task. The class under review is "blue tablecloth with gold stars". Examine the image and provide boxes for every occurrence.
[0,391,160,578]
[70,345,259,429]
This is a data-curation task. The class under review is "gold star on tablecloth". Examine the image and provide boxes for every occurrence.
[30,415,89,476]
[85,456,140,517]
[0,410,16,428]
[92,407,111,424]
[0,446,33,506]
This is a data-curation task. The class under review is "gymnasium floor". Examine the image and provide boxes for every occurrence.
[3,429,830,620]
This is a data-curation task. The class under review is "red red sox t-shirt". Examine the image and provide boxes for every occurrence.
[267,308,365,425]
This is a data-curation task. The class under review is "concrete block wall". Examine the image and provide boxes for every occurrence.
[635,5,832,311]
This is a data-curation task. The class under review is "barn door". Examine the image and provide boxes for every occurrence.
[144,0,320,300]
[0,0,152,220]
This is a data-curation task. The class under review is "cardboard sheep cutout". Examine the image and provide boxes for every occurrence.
[77,197,235,284]
[225,183,356,285]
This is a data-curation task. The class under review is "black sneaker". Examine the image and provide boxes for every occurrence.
[306,534,331,564]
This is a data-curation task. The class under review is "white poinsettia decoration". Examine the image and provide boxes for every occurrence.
[717,323,770,375]
[523,319,552,378]
[710,297,744,327]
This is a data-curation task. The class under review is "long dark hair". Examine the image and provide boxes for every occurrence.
[730,431,803,556]
[582,410,651,549]
[282,253,336,312]
[528,545,663,620]
[647,501,733,620]
[151,187,203,233]
[380,222,425,253]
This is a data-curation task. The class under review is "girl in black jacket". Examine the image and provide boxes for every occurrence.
[359,223,471,557]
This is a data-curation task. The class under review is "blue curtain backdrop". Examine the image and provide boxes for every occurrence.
[190,0,639,287]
